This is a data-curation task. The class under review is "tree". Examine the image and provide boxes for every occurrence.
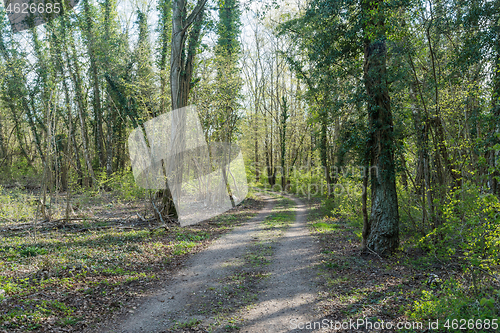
[279,0,401,254]
[163,0,207,212]
[82,0,105,169]
[157,0,172,114]
[213,0,242,142]
[170,0,207,110]
[362,0,399,255]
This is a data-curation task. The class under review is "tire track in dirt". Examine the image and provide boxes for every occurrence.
[239,196,323,332]
[98,195,275,333]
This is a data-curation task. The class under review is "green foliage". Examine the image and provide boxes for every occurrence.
[403,183,500,329]
[175,230,210,242]
[312,222,339,232]
[321,198,336,214]
[331,177,366,228]
[101,266,127,276]
[407,280,498,331]
[174,318,202,329]
[397,181,425,241]
[95,171,147,200]
[0,276,24,294]
[0,160,37,184]
[418,183,500,274]
[0,186,38,222]
[172,241,199,255]
[19,246,48,257]
[0,299,75,330]
[216,0,241,57]
[287,165,326,197]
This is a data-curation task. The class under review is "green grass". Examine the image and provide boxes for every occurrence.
[175,230,210,242]
[312,221,339,232]
[262,197,295,230]
[172,241,199,255]
[0,299,75,331]
[0,192,262,332]
[173,318,202,329]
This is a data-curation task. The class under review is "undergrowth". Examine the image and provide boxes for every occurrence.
[314,179,500,332]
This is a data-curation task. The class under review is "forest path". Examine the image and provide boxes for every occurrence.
[238,195,323,332]
[98,194,323,333]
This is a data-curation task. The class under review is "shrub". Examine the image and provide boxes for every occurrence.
[407,279,498,332]
[418,183,500,275]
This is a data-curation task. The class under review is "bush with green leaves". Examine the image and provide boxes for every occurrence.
[286,165,326,197]
[408,182,500,328]
[407,279,498,332]
[95,171,147,200]
[418,183,500,275]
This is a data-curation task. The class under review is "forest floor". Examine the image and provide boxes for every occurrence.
[1,188,463,333]
[86,191,439,333]
[0,189,264,333]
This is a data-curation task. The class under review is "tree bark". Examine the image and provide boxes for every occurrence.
[254,112,260,183]
[491,17,500,196]
[158,0,172,113]
[170,0,207,110]
[319,110,332,198]
[0,112,5,162]
[361,165,370,251]
[280,97,288,190]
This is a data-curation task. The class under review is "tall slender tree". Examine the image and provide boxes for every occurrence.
[166,0,207,210]
[82,0,105,169]
[157,0,172,113]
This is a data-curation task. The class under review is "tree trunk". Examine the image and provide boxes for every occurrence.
[158,0,172,113]
[66,25,96,186]
[254,114,260,183]
[104,0,115,180]
[160,0,207,216]
[361,165,370,251]
[70,126,83,186]
[264,116,275,187]
[363,0,399,256]
[170,0,207,110]
[491,22,500,196]
[83,0,105,169]
[319,111,332,198]
[0,113,5,163]
[280,97,288,191]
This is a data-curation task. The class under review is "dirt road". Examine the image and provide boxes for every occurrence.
[97,194,323,333]
[239,195,323,332]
